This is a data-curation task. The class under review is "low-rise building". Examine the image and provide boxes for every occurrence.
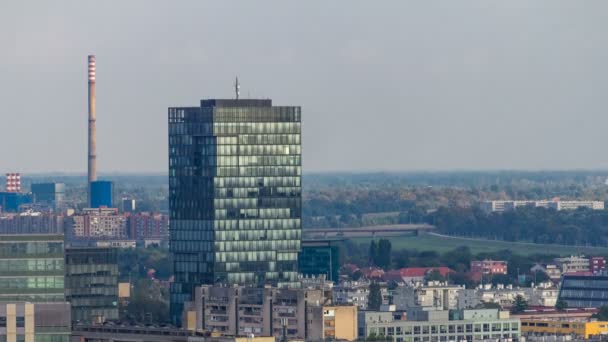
[458,283,558,309]
[359,308,521,342]
[555,255,590,274]
[333,280,390,310]
[392,281,462,311]
[521,318,608,339]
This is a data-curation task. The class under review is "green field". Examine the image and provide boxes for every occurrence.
[349,233,608,256]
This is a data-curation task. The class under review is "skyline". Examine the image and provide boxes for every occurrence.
[2,1,608,173]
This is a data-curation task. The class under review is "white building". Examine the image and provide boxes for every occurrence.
[457,283,558,309]
[554,255,590,274]
[332,280,390,310]
[392,281,463,311]
[481,200,604,213]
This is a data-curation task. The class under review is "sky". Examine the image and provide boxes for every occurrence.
[1,1,607,173]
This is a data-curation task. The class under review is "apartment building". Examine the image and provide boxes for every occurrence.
[359,308,521,342]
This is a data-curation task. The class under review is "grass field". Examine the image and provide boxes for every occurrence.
[349,233,608,256]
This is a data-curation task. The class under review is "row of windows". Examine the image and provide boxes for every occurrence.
[215,244,300,262]
[171,144,302,157]
[562,279,608,288]
[0,242,63,257]
[213,122,301,135]
[214,176,300,188]
[369,322,519,336]
[208,155,301,167]
[214,238,301,252]
[560,289,608,299]
[215,208,295,220]
[222,271,299,284]
[215,187,300,199]
[213,107,300,123]
[387,334,520,342]
[219,166,302,177]
[215,229,300,242]
[0,276,64,289]
[169,166,302,178]
[170,134,301,146]
[0,258,64,273]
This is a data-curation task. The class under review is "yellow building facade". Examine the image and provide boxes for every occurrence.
[521,319,608,338]
[323,306,358,341]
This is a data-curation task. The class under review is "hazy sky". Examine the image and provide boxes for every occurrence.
[1,1,607,173]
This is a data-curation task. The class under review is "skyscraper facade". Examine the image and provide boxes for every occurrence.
[168,99,302,323]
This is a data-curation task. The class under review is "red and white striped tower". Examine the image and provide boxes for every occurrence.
[5,173,21,192]
[88,55,97,206]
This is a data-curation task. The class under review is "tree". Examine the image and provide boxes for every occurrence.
[593,305,608,320]
[368,282,382,310]
[369,240,378,266]
[511,295,528,313]
[377,239,392,269]
[555,299,568,311]
[425,269,446,282]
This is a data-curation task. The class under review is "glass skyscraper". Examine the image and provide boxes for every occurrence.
[168,99,302,323]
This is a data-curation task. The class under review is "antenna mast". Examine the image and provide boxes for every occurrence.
[235,77,240,100]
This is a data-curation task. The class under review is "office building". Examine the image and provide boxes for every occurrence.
[169,98,302,323]
[90,181,113,209]
[67,208,127,240]
[358,308,521,342]
[31,183,65,208]
[0,233,71,341]
[299,239,340,282]
[558,274,608,308]
[65,247,119,323]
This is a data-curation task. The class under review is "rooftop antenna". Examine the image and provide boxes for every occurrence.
[234,77,240,100]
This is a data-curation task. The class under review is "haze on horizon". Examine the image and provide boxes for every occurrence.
[1,1,607,174]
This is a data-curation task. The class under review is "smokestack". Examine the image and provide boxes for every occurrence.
[88,55,97,207]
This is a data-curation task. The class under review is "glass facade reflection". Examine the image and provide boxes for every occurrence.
[168,99,302,323]
[558,275,608,308]
[0,234,65,302]
[65,247,119,322]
